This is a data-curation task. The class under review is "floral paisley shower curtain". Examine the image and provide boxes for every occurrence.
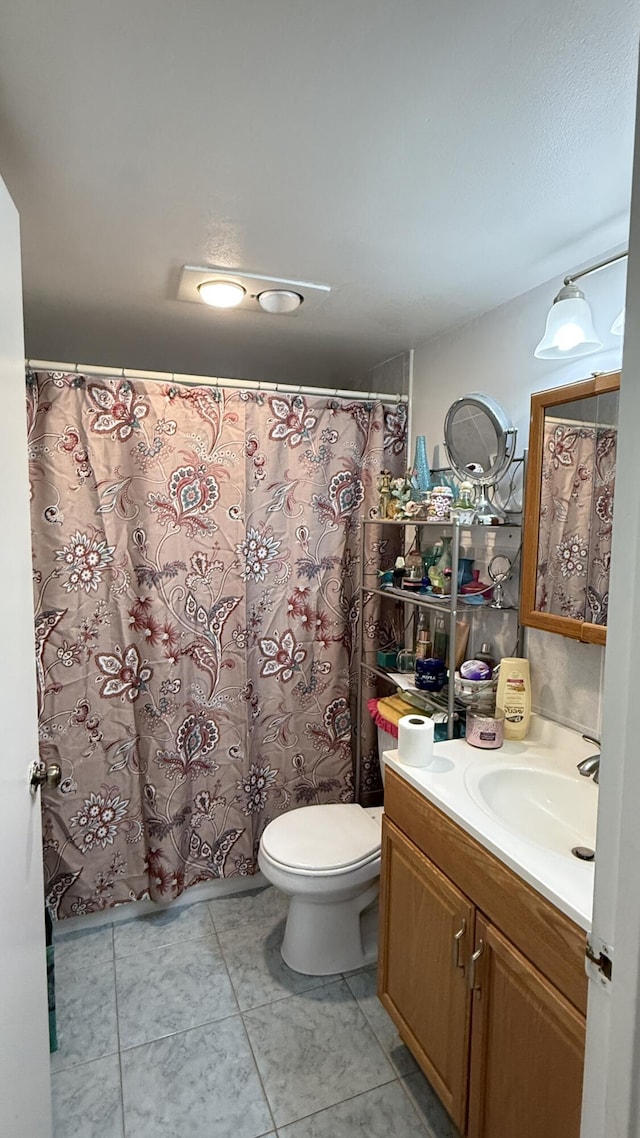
[27,370,406,918]
[535,417,616,625]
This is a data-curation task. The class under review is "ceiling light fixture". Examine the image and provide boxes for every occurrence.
[258,289,303,315]
[534,250,628,360]
[197,280,246,308]
[178,266,330,316]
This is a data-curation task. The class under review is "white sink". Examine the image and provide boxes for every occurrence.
[464,763,598,856]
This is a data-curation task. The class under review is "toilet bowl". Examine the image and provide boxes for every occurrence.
[258,801,384,975]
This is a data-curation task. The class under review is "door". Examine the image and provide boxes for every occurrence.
[377,817,474,1130]
[0,174,52,1137]
[467,916,585,1138]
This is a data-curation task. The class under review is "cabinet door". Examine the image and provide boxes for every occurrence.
[378,818,474,1129]
[467,917,585,1138]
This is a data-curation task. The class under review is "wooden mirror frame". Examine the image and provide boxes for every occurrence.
[520,370,620,645]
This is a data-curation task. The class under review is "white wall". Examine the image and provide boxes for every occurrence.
[411,255,627,735]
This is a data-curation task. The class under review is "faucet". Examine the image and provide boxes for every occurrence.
[577,735,600,784]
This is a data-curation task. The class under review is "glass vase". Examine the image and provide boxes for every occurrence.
[413,435,431,493]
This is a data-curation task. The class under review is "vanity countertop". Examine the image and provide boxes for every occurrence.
[384,714,598,930]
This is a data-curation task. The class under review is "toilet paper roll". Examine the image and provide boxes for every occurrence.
[397,714,435,767]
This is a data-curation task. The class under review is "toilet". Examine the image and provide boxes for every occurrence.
[258,758,388,975]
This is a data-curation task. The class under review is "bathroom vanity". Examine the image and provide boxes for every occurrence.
[377,719,597,1138]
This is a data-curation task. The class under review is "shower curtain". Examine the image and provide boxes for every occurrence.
[27,370,406,917]
[535,417,616,624]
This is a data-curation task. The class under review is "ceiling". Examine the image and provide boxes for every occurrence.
[0,1,638,388]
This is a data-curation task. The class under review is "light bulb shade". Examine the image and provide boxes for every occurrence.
[258,289,303,314]
[534,285,603,359]
[611,306,625,336]
[197,280,246,308]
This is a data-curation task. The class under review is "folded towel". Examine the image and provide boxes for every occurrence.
[367,694,421,739]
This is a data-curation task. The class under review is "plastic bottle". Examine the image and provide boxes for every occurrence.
[475,643,496,676]
[495,657,531,740]
[432,614,449,663]
[414,608,432,660]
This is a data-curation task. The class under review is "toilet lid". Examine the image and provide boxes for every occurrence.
[261,804,382,872]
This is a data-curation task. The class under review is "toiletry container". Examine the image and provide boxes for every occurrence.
[495,657,531,740]
[414,608,432,660]
[475,642,496,675]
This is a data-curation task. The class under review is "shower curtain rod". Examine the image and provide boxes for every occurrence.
[26,359,408,405]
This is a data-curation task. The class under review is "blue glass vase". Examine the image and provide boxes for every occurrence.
[413,435,431,492]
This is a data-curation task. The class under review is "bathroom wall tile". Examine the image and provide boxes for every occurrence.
[121,1017,273,1138]
[277,1081,430,1138]
[116,933,237,1049]
[528,627,603,735]
[50,961,118,1073]
[113,899,214,958]
[243,979,395,1127]
[344,966,418,1077]
[53,923,114,976]
[51,1053,123,1138]
[217,914,338,1010]
[402,1070,461,1138]
[208,885,289,933]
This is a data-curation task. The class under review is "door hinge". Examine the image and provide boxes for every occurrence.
[585,936,613,987]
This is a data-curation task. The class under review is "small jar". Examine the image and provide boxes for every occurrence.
[429,486,454,520]
[465,708,504,749]
[415,657,446,692]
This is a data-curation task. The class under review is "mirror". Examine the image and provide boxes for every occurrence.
[444,392,517,522]
[520,371,619,645]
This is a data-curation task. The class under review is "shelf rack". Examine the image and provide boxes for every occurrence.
[354,516,521,801]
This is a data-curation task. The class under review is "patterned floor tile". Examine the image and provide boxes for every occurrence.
[344,966,418,1077]
[113,900,214,957]
[208,885,289,933]
[51,1053,123,1138]
[277,1081,430,1137]
[116,933,238,1048]
[52,923,114,976]
[243,979,395,1127]
[50,960,118,1073]
[121,1017,273,1138]
[402,1070,462,1138]
[218,914,338,1010]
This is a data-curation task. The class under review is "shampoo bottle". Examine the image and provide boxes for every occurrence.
[495,657,531,740]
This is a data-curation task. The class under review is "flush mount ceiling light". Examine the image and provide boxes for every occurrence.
[534,250,628,360]
[197,280,246,308]
[258,289,302,314]
[178,266,330,316]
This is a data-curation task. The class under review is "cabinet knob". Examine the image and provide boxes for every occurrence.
[452,918,467,970]
[469,939,485,993]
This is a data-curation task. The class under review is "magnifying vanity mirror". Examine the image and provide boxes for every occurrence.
[520,371,619,645]
[444,392,517,522]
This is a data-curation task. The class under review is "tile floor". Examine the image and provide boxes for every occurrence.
[50,886,460,1138]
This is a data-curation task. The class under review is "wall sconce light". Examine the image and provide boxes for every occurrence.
[534,250,628,360]
[611,307,625,336]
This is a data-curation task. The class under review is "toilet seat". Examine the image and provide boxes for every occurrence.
[260,803,382,875]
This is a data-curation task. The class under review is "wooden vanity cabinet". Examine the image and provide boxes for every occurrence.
[467,917,586,1138]
[378,769,587,1138]
[380,821,473,1127]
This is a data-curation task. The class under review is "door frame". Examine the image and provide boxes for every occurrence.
[581,59,640,1138]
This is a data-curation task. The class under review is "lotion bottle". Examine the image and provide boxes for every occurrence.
[495,657,531,740]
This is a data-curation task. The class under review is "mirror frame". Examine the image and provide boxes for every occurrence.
[443,391,516,485]
[520,369,620,645]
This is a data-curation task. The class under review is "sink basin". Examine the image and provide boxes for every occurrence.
[464,764,598,856]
